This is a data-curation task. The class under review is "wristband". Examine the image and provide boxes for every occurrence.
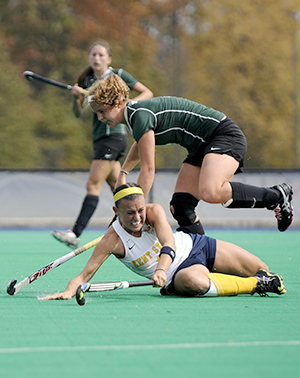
[120,169,128,175]
[159,246,176,262]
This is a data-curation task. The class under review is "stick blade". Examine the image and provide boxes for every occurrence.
[7,279,17,295]
[23,71,34,81]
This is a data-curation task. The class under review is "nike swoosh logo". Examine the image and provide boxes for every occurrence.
[210,147,220,150]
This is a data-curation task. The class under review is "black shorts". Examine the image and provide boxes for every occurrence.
[183,118,247,174]
[93,134,128,161]
[160,233,216,296]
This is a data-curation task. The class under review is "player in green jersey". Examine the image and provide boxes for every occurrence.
[86,74,293,235]
[52,41,153,249]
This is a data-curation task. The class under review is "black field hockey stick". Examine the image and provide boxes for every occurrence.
[76,280,155,306]
[7,235,104,296]
[23,70,88,94]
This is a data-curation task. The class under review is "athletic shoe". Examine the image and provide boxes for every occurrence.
[272,183,294,232]
[160,282,177,296]
[254,269,286,296]
[52,229,80,249]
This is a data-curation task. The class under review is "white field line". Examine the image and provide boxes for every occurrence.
[1,340,300,354]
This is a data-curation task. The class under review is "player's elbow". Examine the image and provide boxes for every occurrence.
[148,89,154,98]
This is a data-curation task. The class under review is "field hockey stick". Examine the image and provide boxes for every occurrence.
[7,235,104,296]
[23,70,88,94]
[76,279,155,306]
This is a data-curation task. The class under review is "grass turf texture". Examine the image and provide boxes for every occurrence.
[1,229,300,378]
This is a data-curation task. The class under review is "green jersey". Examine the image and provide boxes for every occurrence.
[124,97,226,156]
[82,68,138,141]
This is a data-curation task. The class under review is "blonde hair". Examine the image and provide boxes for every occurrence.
[88,74,130,108]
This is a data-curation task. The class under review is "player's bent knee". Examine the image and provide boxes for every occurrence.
[175,272,209,296]
[170,192,199,226]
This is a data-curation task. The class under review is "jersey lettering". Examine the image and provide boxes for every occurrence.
[131,243,162,268]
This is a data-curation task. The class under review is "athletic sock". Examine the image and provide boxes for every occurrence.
[72,194,99,237]
[223,182,281,209]
[200,273,258,296]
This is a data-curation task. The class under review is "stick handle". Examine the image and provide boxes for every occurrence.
[23,70,88,95]
[76,280,155,306]
[128,280,155,288]
[7,235,104,295]
[73,236,103,256]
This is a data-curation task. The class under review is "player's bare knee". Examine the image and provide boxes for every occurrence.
[175,272,209,296]
[87,178,100,193]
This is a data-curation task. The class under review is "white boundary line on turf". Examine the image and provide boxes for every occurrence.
[1,340,300,354]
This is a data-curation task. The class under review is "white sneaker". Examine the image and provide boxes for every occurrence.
[52,229,80,249]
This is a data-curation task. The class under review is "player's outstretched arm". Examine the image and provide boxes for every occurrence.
[40,229,120,300]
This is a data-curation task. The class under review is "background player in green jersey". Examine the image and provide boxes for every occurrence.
[86,74,293,235]
[52,40,153,249]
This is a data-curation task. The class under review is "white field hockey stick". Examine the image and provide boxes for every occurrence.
[23,70,88,95]
[76,280,155,306]
[6,235,104,296]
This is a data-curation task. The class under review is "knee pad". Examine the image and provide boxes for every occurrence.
[170,192,199,226]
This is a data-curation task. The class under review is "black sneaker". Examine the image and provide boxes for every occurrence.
[254,269,286,296]
[160,282,177,296]
[272,183,294,232]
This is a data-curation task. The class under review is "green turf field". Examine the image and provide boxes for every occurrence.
[1,229,300,377]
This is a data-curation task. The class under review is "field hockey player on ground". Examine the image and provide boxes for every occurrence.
[86,74,294,235]
[40,183,286,301]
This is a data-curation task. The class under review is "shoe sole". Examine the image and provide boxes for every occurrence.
[277,183,294,232]
[52,231,79,249]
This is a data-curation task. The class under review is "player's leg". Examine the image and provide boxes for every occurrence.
[200,153,293,231]
[72,159,116,236]
[52,159,115,248]
[170,163,205,234]
[170,235,285,297]
[106,161,121,192]
[174,264,210,295]
[52,134,127,248]
[71,131,127,238]
[207,239,286,296]
[224,181,294,232]
[173,263,285,297]
[198,153,238,203]
[201,118,293,231]
[173,264,260,297]
[212,239,268,276]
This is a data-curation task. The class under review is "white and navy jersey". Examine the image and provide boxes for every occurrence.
[124,96,226,157]
[112,218,193,286]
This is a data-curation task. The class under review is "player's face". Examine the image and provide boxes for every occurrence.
[90,102,123,128]
[115,196,146,236]
[88,45,111,75]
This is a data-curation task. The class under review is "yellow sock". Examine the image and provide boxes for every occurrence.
[206,273,258,296]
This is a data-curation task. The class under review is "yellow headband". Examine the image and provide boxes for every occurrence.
[114,187,144,202]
